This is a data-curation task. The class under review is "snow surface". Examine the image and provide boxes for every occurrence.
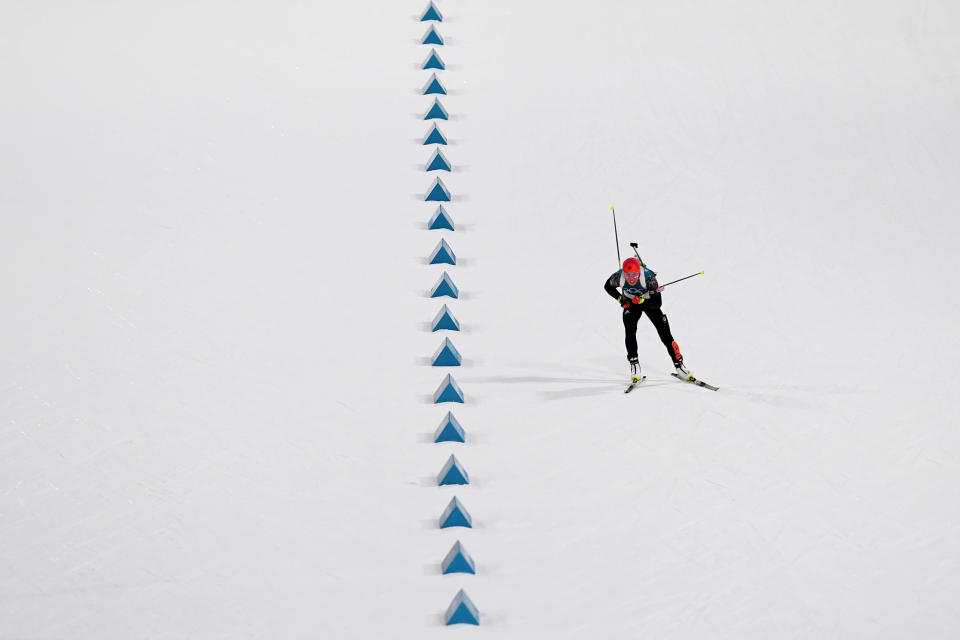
[3,1,960,638]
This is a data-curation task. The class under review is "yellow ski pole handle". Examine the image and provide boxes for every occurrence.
[655,271,706,292]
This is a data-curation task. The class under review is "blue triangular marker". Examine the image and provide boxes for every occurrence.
[429,238,456,265]
[432,336,462,365]
[437,454,469,485]
[430,271,459,299]
[424,98,449,121]
[434,411,465,442]
[428,205,455,231]
[442,541,476,574]
[431,304,460,331]
[433,373,464,403]
[423,49,445,70]
[445,589,480,625]
[422,26,444,46]
[426,149,451,172]
[420,2,443,22]
[423,74,446,96]
[439,496,472,528]
[423,124,447,145]
[425,177,451,201]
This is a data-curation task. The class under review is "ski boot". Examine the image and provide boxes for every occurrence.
[674,361,694,381]
[628,355,642,384]
[670,341,694,381]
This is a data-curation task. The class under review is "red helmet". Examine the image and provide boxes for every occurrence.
[622,257,641,274]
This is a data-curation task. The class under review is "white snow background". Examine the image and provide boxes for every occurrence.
[2,1,959,638]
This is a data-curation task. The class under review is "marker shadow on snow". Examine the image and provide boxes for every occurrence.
[420,562,497,577]
[419,518,489,531]
[417,393,486,407]
[419,290,477,301]
[416,257,476,267]
[426,614,445,627]
[416,432,483,445]
[417,476,488,489]
[410,163,470,173]
[414,222,477,232]
[415,358,484,368]
[418,427,490,444]
[416,321,476,334]
[424,611,505,628]
[411,34,460,46]
[410,113,466,121]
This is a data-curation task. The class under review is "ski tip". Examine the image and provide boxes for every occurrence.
[701,270,705,275]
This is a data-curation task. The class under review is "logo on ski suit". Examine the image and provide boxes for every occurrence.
[619,267,655,298]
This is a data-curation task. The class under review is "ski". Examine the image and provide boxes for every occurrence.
[624,376,646,393]
[671,373,719,391]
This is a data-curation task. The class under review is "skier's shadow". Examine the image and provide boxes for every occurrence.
[539,378,673,400]
[461,357,670,400]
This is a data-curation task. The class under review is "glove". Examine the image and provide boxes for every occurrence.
[619,294,647,308]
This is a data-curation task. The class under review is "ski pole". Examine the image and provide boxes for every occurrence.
[610,205,622,267]
[655,271,705,293]
[628,242,646,267]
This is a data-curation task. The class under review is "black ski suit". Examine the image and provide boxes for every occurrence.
[604,268,684,365]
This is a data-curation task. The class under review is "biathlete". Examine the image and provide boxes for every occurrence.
[604,257,694,383]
